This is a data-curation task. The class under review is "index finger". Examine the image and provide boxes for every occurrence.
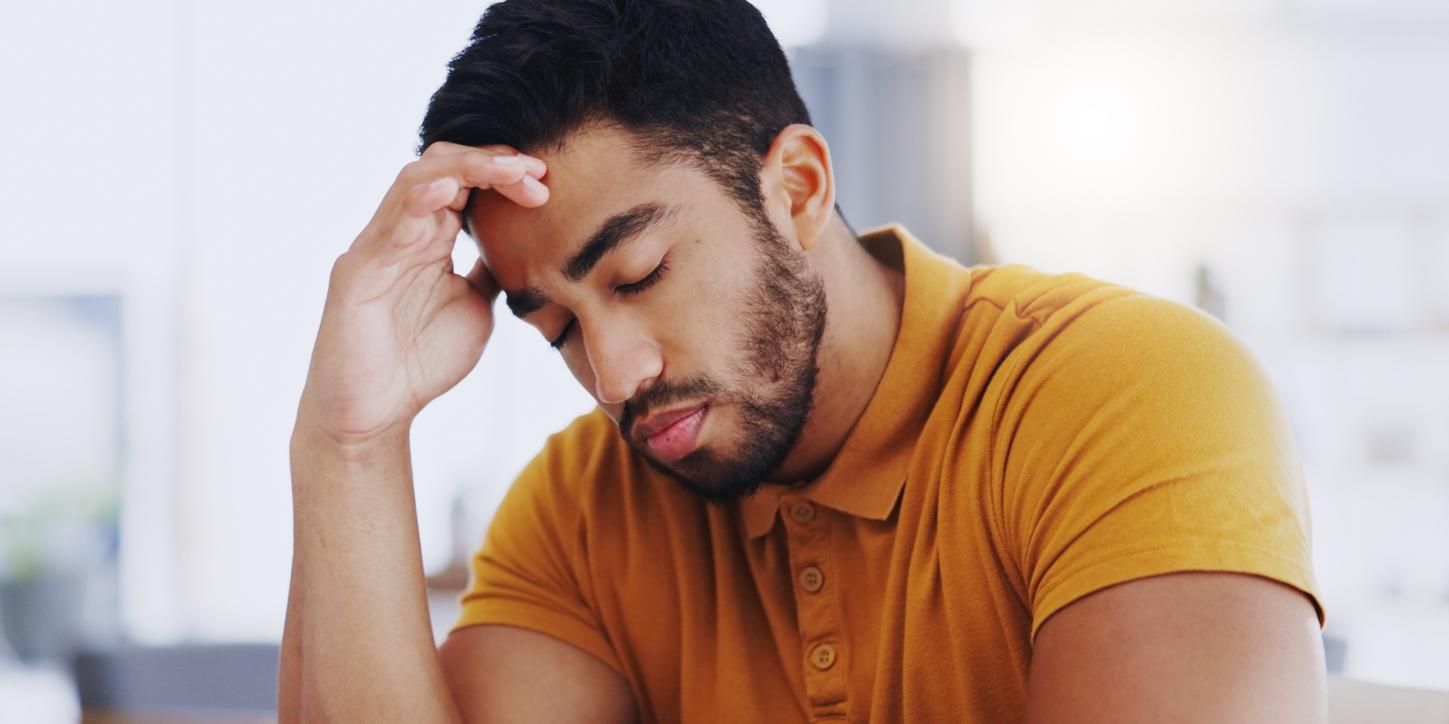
[421,140,547,179]
[395,151,549,218]
[419,142,549,214]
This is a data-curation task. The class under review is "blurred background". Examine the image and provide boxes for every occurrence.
[2,0,1447,720]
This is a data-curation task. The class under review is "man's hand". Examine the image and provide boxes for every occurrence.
[280,143,552,723]
[296,141,548,447]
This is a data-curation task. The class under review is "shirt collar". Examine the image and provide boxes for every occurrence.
[738,223,975,539]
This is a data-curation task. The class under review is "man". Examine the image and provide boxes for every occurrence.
[280,0,1327,721]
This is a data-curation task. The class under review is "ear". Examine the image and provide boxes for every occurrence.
[760,124,836,252]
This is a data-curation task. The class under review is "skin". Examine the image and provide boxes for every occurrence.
[279,119,1326,721]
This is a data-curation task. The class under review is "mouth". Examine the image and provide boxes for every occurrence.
[634,404,708,463]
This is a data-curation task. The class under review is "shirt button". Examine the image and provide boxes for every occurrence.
[809,644,837,671]
[798,566,825,593]
[788,501,816,523]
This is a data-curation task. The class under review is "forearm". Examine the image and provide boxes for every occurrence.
[279,422,461,723]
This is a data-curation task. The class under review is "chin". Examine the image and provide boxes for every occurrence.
[642,445,776,503]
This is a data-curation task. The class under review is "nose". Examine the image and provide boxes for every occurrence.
[581,315,662,406]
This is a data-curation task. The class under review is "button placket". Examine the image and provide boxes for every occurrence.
[780,496,848,718]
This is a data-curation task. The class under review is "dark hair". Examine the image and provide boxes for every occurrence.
[418,0,813,228]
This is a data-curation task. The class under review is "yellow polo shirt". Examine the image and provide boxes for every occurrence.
[454,223,1324,722]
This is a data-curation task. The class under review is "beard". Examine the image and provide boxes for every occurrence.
[619,214,828,502]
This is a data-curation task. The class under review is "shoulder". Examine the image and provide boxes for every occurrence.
[482,408,650,582]
[510,407,642,511]
[956,265,1258,398]
[962,263,1132,322]
[522,407,633,486]
[1020,287,1267,406]
[989,288,1295,510]
[962,277,1323,638]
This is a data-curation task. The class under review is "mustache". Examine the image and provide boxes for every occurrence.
[621,376,723,433]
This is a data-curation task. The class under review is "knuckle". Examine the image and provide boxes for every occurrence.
[419,141,450,158]
[462,151,491,171]
[328,252,355,285]
[395,159,423,184]
[459,153,495,182]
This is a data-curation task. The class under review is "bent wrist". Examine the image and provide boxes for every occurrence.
[290,416,411,468]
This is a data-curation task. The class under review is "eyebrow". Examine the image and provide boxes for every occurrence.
[503,201,673,319]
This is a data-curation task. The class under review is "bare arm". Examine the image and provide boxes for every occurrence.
[279,141,634,722]
[280,425,637,722]
[439,626,637,723]
[280,426,455,722]
[1024,571,1326,723]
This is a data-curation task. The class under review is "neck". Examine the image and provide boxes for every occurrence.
[771,220,906,484]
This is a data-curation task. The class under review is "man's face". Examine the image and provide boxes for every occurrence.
[470,125,827,501]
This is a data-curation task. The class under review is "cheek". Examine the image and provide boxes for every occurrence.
[653,272,735,366]
[686,259,759,354]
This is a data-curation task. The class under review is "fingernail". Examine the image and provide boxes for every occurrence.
[428,178,452,192]
[491,155,523,165]
[521,174,547,196]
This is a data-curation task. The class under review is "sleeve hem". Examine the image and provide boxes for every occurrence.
[450,599,627,679]
[1029,543,1325,645]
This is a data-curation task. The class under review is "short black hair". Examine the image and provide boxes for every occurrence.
[418,0,813,227]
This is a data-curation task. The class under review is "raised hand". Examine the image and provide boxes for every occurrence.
[295,141,548,447]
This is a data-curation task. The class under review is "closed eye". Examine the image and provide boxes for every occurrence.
[549,319,575,350]
[616,258,668,296]
[550,256,670,350]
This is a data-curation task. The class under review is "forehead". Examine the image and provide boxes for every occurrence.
[468,125,711,286]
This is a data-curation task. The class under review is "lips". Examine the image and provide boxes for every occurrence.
[633,404,706,440]
[633,404,707,462]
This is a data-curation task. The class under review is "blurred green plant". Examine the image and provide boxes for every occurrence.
[0,479,119,660]
[0,481,119,583]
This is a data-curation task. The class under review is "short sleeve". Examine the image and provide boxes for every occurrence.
[994,293,1324,643]
[450,430,624,676]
